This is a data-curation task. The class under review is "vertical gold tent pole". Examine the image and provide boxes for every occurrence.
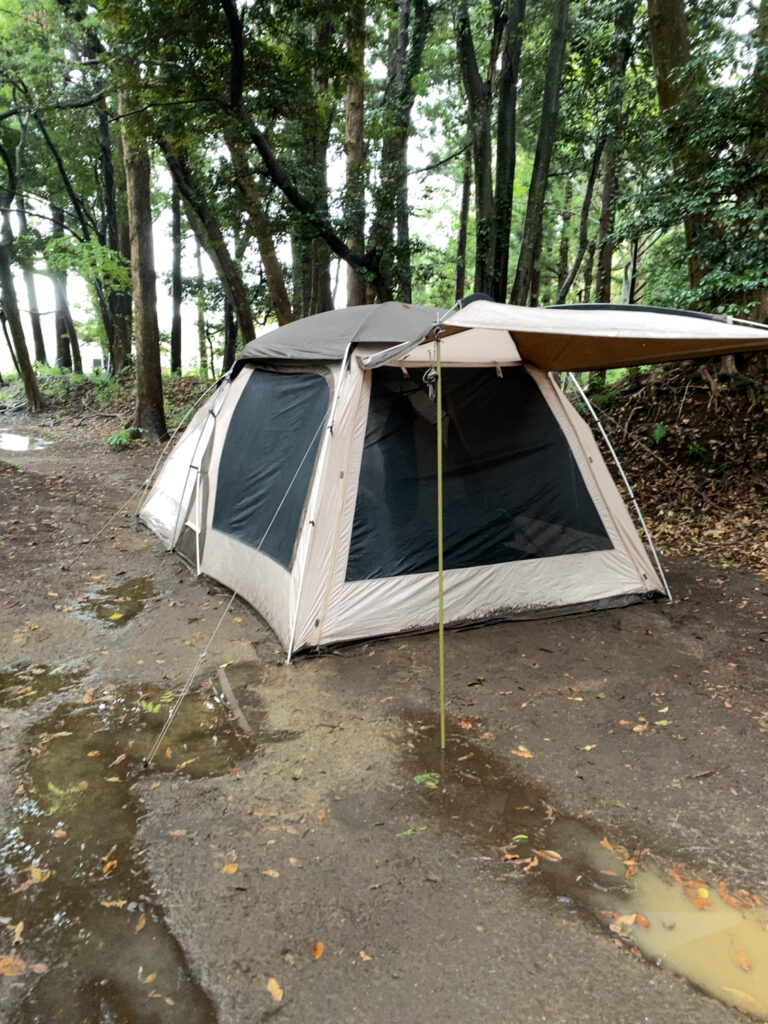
[435,328,446,750]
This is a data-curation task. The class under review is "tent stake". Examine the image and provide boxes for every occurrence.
[436,331,446,751]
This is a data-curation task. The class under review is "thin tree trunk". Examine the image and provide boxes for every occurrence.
[15,197,46,364]
[510,0,569,305]
[594,0,637,304]
[171,182,182,374]
[222,298,237,373]
[345,0,367,306]
[195,240,208,378]
[556,135,606,304]
[582,238,596,301]
[0,199,42,410]
[557,178,573,294]
[120,93,167,442]
[493,0,526,300]
[161,140,255,343]
[455,151,471,301]
[226,136,294,324]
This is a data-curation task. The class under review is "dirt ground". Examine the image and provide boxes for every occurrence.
[1,402,768,1024]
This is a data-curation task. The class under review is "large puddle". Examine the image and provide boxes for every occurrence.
[404,714,768,1019]
[80,576,155,626]
[0,679,256,1023]
[0,433,51,452]
[0,664,86,709]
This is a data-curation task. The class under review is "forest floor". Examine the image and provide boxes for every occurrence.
[1,367,768,1024]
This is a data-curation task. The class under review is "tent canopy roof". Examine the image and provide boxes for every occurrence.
[235,301,768,372]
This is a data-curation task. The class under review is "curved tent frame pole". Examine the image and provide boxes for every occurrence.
[564,371,672,601]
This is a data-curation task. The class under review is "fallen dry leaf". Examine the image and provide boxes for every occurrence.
[169,829,188,837]
[533,849,563,862]
[0,955,27,977]
[312,940,325,960]
[510,746,533,758]
[135,913,147,933]
[221,863,239,875]
[262,869,280,878]
[635,913,651,928]
[102,860,117,875]
[144,971,157,984]
[267,977,283,1002]
[11,921,23,945]
[359,950,373,961]
[734,948,752,972]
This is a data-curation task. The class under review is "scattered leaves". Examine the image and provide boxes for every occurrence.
[267,977,283,1002]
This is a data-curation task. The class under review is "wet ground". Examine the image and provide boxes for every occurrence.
[2,412,768,1023]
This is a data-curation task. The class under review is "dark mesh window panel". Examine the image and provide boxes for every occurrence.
[213,369,329,568]
[345,367,611,580]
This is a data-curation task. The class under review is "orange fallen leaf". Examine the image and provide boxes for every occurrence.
[458,717,477,729]
[169,829,188,836]
[267,977,283,1002]
[28,962,48,974]
[533,849,562,862]
[317,809,328,821]
[359,950,372,961]
[600,837,614,851]
[100,899,127,908]
[312,940,325,960]
[83,688,94,704]
[135,912,147,933]
[221,863,238,874]
[87,750,100,758]
[144,971,157,984]
[510,747,533,758]
[734,948,752,972]
[11,921,23,945]
[635,913,651,928]
[0,955,27,976]
[102,860,117,875]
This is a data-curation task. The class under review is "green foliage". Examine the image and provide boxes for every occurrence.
[652,423,668,444]
[107,427,142,451]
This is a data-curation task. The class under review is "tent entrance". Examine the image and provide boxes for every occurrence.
[345,366,612,581]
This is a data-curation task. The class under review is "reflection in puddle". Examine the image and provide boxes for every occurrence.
[404,714,768,1019]
[0,433,51,452]
[81,576,155,626]
[0,681,254,1023]
[0,664,85,708]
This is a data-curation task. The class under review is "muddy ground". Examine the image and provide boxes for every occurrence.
[1,404,768,1024]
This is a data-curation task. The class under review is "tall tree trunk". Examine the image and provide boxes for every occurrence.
[345,0,367,306]
[120,94,167,442]
[15,196,46,364]
[556,135,606,304]
[492,0,526,300]
[161,140,255,343]
[51,205,72,370]
[195,240,208,378]
[595,0,637,303]
[366,0,431,301]
[454,0,495,294]
[171,182,182,374]
[226,136,294,324]
[510,0,569,305]
[0,197,42,410]
[647,0,702,290]
[557,178,573,294]
[455,150,471,300]
[222,298,237,373]
[110,132,133,375]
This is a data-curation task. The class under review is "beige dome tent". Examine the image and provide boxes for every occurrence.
[140,301,768,658]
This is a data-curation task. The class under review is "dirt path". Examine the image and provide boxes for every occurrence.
[2,408,768,1024]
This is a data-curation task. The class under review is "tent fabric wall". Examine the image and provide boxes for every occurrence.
[140,300,768,655]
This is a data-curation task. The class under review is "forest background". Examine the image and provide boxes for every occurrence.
[0,0,766,440]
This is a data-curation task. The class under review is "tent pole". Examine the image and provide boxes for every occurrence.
[436,330,446,751]
[565,372,672,601]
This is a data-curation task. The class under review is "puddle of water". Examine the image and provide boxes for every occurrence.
[81,576,155,626]
[0,680,256,1023]
[0,433,52,452]
[403,714,768,1019]
[0,664,85,709]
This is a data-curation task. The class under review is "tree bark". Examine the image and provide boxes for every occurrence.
[171,182,182,374]
[646,0,702,289]
[510,0,569,305]
[195,240,208,378]
[492,0,526,300]
[0,194,42,410]
[455,150,471,301]
[161,140,255,344]
[120,94,167,442]
[556,135,606,304]
[345,0,367,306]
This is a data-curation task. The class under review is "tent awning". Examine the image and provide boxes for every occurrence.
[441,302,768,371]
